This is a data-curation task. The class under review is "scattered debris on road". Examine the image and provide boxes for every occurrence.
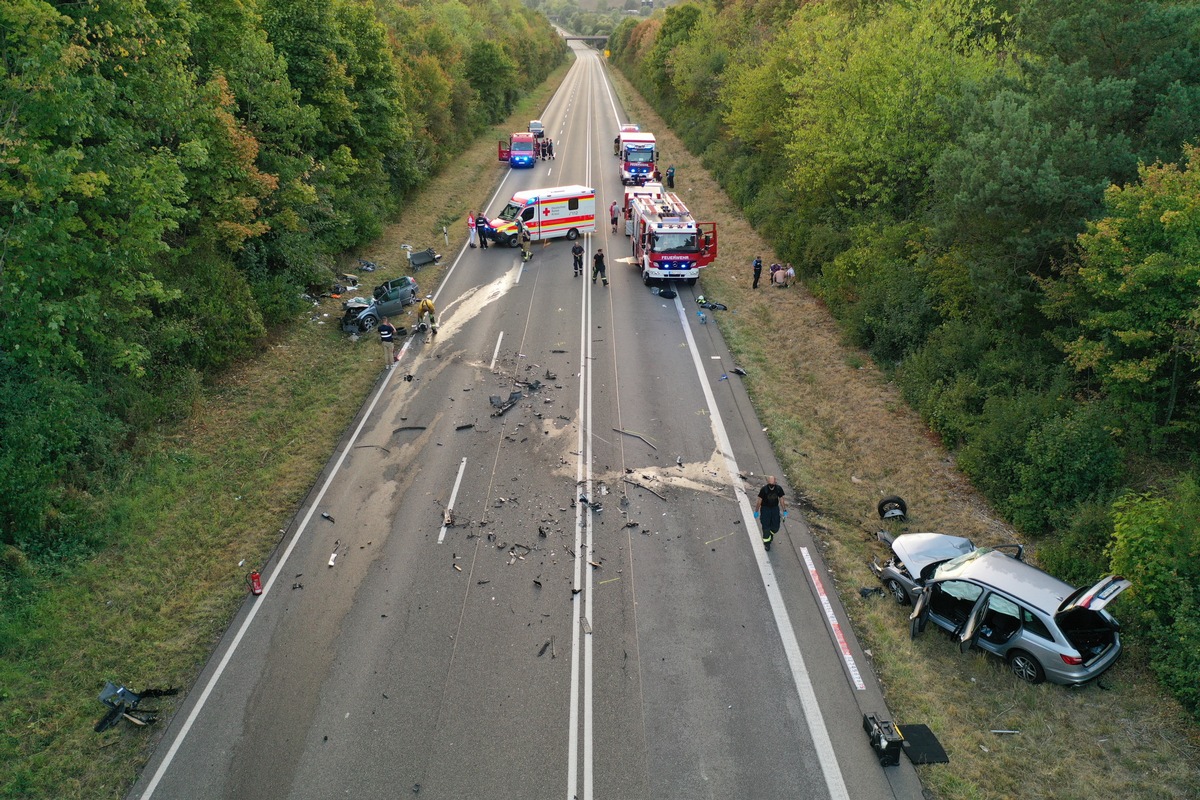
[622,478,666,501]
[613,427,657,450]
[578,495,602,512]
[489,390,523,417]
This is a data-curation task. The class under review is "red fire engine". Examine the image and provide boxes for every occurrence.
[628,192,717,285]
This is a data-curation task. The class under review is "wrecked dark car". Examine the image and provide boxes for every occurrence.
[341,276,419,333]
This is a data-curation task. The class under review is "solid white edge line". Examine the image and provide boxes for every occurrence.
[138,338,414,799]
[672,295,851,800]
[437,458,468,545]
[801,547,867,690]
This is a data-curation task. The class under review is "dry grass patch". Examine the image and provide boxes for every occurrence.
[607,64,1200,800]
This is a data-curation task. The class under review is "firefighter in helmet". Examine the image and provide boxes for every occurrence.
[415,295,437,339]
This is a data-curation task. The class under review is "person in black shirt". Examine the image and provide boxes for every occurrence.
[592,249,608,286]
[475,213,490,249]
[754,475,787,551]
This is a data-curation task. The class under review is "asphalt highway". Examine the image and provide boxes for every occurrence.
[127,43,925,800]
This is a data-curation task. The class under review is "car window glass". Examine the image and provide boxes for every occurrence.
[1020,608,1054,641]
[987,594,1019,617]
[941,580,983,603]
[980,594,1021,643]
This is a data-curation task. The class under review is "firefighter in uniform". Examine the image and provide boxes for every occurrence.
[592,249,608,286]
[571,242,584,276]
[415,296,437,339]
[519,222,532,262]
[754,475,787,551]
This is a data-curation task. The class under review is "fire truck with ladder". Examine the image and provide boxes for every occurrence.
[628,191,717,285]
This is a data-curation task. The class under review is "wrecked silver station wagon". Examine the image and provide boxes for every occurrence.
[908,547,1130,686]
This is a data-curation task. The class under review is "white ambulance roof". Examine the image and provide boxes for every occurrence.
[510,185,595,203]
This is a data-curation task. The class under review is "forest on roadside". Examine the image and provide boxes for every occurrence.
[0,0,565,594]
[608,0,1200,717]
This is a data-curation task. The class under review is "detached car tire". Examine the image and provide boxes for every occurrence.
[877,495,908,520]
[1007,650,1046,684]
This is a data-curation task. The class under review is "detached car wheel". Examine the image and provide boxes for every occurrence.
[877,495,908,520]
[1007,650,1046,684]
[885,579,909,606]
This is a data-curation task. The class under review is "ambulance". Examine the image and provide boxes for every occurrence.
[483,185,596,247]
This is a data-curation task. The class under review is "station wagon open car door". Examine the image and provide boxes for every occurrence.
[909,589,930,639]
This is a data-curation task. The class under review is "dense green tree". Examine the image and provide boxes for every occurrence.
[924,68,1137,327]
[640,2,702,112]
[2,0,187,376]
[779,0,1006,216]
[1015,0,1200,164]
[1108,479,1200,714]
[0,0,566,570]
[465,40,521,124]
[1043,146,1200,448]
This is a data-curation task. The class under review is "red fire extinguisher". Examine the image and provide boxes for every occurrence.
[247,570,263,596]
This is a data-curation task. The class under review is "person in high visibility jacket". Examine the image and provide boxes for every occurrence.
[416,296,437,338]
[519,222,532,262]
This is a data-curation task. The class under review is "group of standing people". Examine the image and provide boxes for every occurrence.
[567,241,606,283]
[540,138,555,160]
[468,211,490,249]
